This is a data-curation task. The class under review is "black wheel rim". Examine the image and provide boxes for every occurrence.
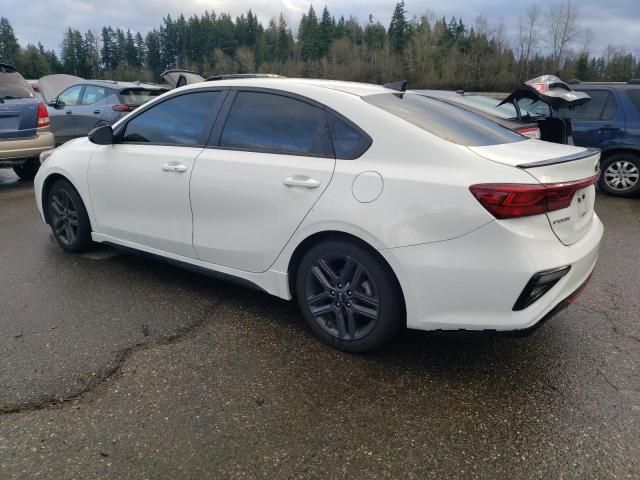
[305,254,380,341]
[50,189,79,246]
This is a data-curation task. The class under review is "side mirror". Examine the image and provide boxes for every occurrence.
[48,98,61,108]
[88,125,114,145]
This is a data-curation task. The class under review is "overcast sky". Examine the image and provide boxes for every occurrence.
[3,0,639,56]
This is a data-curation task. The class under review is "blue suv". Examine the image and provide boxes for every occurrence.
[558,81,640,197]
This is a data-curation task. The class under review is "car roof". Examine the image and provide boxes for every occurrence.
[81,80,167,91]
[181,77,396,97]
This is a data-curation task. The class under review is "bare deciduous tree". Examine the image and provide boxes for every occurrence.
[517,5,540,81]
[546,0,580,71]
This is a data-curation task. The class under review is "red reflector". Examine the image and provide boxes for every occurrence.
[37,102,49,127]
[516,127,541,139]
[469,174,599,219]
[112,104,134,112]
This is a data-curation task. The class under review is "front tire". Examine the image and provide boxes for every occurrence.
[13,158,40,181]
[47,179,93,253]
[598,153,640,197]
[295,239,404,353]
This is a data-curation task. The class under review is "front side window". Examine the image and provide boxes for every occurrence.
[122,91,221,146]
[81,85,107,105]
[58,85,83,107]
[220,91,328,156]
[365,93,525,146]
[556,90,616,121]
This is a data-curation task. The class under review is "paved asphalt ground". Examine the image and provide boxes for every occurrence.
[0,169,638,479]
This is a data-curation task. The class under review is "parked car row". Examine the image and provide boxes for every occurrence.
[0,66,169,180]
[415,76,640,197]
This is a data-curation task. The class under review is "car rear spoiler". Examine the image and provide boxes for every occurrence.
[516,148,600,169]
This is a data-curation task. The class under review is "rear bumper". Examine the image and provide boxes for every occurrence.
[0,129,55,164]
[380,213,603,332]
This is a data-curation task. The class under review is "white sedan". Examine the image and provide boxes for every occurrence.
[34,78,603,352]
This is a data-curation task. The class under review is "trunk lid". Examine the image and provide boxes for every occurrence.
[469,139,600,246]
[160,69,204,88]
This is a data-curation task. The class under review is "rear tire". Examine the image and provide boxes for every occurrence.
[598,153,640,197]
[295,239,404,353]
[47,179,93,253]
[13,158,40,181]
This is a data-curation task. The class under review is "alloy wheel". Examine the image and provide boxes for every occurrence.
[604,160,639,191]
[50,189,79,246]
[304,253,380,341]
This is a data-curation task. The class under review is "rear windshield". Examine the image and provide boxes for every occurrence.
[0,67,34,99]
[120,88,166,106]
[364,93,526,146]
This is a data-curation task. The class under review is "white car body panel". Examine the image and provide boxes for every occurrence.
[191,149,335,272]
[34,78,604,333]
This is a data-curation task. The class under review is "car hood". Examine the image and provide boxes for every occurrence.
[160,69,204,88]
[38,74,83,103]
[498,75,591,110]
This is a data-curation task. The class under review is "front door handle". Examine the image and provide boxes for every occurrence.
[162,162,188,173]
[283,176,321,189]
[93,110,101,115]
[65,110,72,115]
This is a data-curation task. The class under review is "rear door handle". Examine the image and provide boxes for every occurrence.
[283,176,321,189]
[65,110,72,115]
[93,110,101,115]
[162,163,188,173]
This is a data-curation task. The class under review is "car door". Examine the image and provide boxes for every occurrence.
[49,84,84,143]
[74,85,109,136]
[557,89,625,148]
[88,89,225,258]
[190,89,336,273]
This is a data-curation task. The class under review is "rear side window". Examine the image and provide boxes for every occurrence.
[626,89,640,113]
[328,113,371,159]
[0,66,33,99]
[120,88,166,106]
[122,91,221,146]
[557,90,616,121]
[220,91,329,156]
[364,93,525,146]
[81,85,107,105]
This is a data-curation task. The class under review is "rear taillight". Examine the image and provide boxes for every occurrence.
[37,102,49,127]
[516,127,541,139]
[112,104,134,112]
[469,174,599,219]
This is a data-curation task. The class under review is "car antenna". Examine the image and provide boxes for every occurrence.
[383,80,408,92]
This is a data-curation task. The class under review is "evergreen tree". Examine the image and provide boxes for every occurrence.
[0,17,20,64]
[388,1,410,53]
[299,5,320,61]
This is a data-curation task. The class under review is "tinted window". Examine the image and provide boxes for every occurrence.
[81,85,107,105]
[220,91,328,155]
[122,91,220,146]
[556,90,616,121]
[59,85,83,107]
[365,93,525,146]
[0,67,33,99]
[625,89,640,113]
[120,88,166,106]
[329,114,371,159]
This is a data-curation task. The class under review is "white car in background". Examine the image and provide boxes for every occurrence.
[34,78,603,352]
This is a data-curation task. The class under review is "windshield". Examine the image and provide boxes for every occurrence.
[0,68,34,99]
[120,88,167,106]
[364,93,526,146]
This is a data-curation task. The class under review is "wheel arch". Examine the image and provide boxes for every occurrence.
[286,230,406,317]
[599,145,640,160]
[41,173,91,228]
